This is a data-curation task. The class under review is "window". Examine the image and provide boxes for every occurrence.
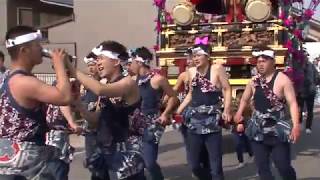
[17,8,33,26]
[17,7,40,26]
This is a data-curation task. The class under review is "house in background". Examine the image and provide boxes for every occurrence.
[0,0,75,75]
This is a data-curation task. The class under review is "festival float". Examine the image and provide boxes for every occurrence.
[153,0,319,97]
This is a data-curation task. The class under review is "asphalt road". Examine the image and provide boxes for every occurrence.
[69,108,320,180]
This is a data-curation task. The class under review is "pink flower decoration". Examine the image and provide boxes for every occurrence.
[284,18,293,27]
[154,0,165,8]
[304,9,314,20]
[293,29,303,40]
[283,0,291,4]
[279,10,286,20]
[154,19,161,33]
[285,40,293,52]
[165,12,174,24]
[284,66,294,74]
[153,45,160,51]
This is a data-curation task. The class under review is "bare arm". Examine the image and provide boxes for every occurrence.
[60,106,79,130]
[17,76,71,106]
[282,74,300,143]
[52,49,72,105]
[176,90,192,114]
[74,100,100,125]
[75,70,129,98]
[20,49,72,105]
[163,72,186,104]
[176,70,192,114]
[235,81,253,123]
[282,76,299,127]
[217,65,232,114]
[158,76,180,117]
[173,72,187,92]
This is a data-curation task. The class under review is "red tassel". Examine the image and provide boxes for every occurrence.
[226,6,234,23]
[235,4,245,22]
[190,0,202,5]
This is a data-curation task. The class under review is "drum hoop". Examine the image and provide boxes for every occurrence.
[172,3,195,25]
[245,0,271,22]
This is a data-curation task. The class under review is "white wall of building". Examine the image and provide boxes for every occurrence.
[49,0,176,70]
[304,42,320,62]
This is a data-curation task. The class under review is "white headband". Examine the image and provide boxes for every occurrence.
[184,48,192,56]
[192,47,209,56]
[5,30,42,48]
[252,50,275,59]
[94,45,120,60]
[83,46,101,65]
[133,56,151,65]
[84,57,96,65]
[91,46,102,56]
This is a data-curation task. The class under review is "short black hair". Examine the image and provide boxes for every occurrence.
[0,51,4,61]
[98,41,129,61]
[86,52,97,60]
[135,46,153,61]
[5,26,37,59]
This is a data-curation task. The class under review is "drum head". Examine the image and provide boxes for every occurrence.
[245,0,271,22]
[173,4,194,26]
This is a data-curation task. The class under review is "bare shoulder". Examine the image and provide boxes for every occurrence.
[130,75,137,81]
[211,64,227,76]
[9,75,44,89]
[122,76,137,87]
[211,63,223,69]
[188,67,197,73]
[179,71,187,78]
[152,74,167,83]
[277,72,292,85]
[178,71,187,80]
[188,67,197,77]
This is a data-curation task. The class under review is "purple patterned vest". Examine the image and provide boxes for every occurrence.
[0,70,47,144]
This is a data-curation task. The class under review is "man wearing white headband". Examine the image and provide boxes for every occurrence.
[234,48,300,180]
[0,26,72,179]
[124,49,136,77]
[176,44,232,180]
[67,41,146,180]
[82,49,109,180]
[170,47,210,171]
[130,46,179,180]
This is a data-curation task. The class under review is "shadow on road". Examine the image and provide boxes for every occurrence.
[159,142,184,154]
[291,113,320,160]
[161,164,193,180]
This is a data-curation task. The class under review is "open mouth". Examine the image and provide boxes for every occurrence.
[98,65,104,72]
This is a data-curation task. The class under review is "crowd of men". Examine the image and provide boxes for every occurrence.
[0,25,318,180]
